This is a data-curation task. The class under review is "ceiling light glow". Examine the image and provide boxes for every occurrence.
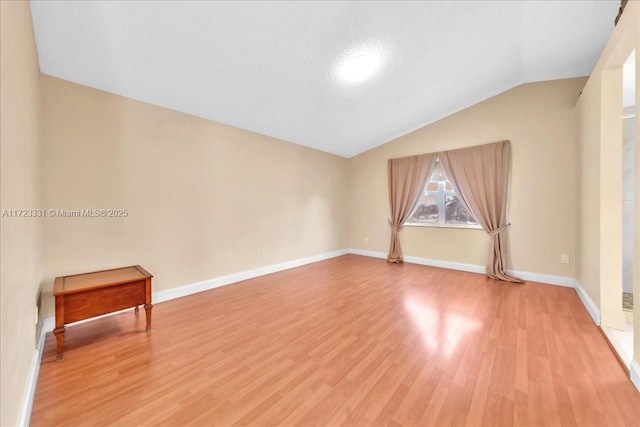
[337,49,383,84]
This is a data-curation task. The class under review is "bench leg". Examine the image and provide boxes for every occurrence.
[144,303,153,331]
[53,326,66,361]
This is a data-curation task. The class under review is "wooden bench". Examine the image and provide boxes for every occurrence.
[53,265,153,360]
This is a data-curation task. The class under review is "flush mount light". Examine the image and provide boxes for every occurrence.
[336,48,384,84]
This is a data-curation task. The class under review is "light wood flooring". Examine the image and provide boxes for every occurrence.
[31,255,640,426]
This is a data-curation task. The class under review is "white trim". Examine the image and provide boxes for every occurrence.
[631,360,640,393]
[40,308,141,337]
[349,249,575,287]
[41,317,54,340]
[602,325,633,368]
[348,248,387,260]
[17,317,53,427]
[404,255,484,274]
[153,249,349,303]
[507,270,574,287]
[16,352,40,427]
[573,279,601,325]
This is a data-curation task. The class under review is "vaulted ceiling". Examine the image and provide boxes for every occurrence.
[30,1,618,158]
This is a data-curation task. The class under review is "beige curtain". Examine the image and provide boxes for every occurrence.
[438,141,523,282]
[387,154,435,263]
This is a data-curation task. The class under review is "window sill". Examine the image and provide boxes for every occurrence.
[404,223,483,230]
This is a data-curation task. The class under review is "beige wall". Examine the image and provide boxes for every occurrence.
[40,76,350,296]
[0,2,44,425]
[576,71,602,309]
[349,78,585,278]
[576,1,640,366]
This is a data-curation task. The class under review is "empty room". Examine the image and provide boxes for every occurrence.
[1,1,640,426]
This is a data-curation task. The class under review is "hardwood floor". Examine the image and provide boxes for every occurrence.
[31,255,639,426]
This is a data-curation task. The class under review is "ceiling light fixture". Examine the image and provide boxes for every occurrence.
[336,48,384,84]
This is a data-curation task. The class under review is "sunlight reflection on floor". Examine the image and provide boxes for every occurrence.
[403,296,480,357]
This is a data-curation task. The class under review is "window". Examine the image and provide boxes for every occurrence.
[405,158,480,228]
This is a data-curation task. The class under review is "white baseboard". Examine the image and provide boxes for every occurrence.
[348,248,484,275]
[349,248,574,287]
[40,317,54,340]
[507,270,574,287]
[404,255,485,274]
[153,249,349,303]
[631,360,640,393]
[573,279,601,325]
[17,317,53,427]
[348,248,387,260]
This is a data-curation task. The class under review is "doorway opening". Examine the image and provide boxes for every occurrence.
[622,50,635,320]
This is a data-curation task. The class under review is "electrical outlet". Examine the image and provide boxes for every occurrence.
[561,254,570,264]
[364,237,369,243]
[228,254,234,263]
[262,248,267,257]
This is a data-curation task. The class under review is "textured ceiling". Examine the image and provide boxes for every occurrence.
[30,1,618,158]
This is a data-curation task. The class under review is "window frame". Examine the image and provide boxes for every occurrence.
[404,159,482,230]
